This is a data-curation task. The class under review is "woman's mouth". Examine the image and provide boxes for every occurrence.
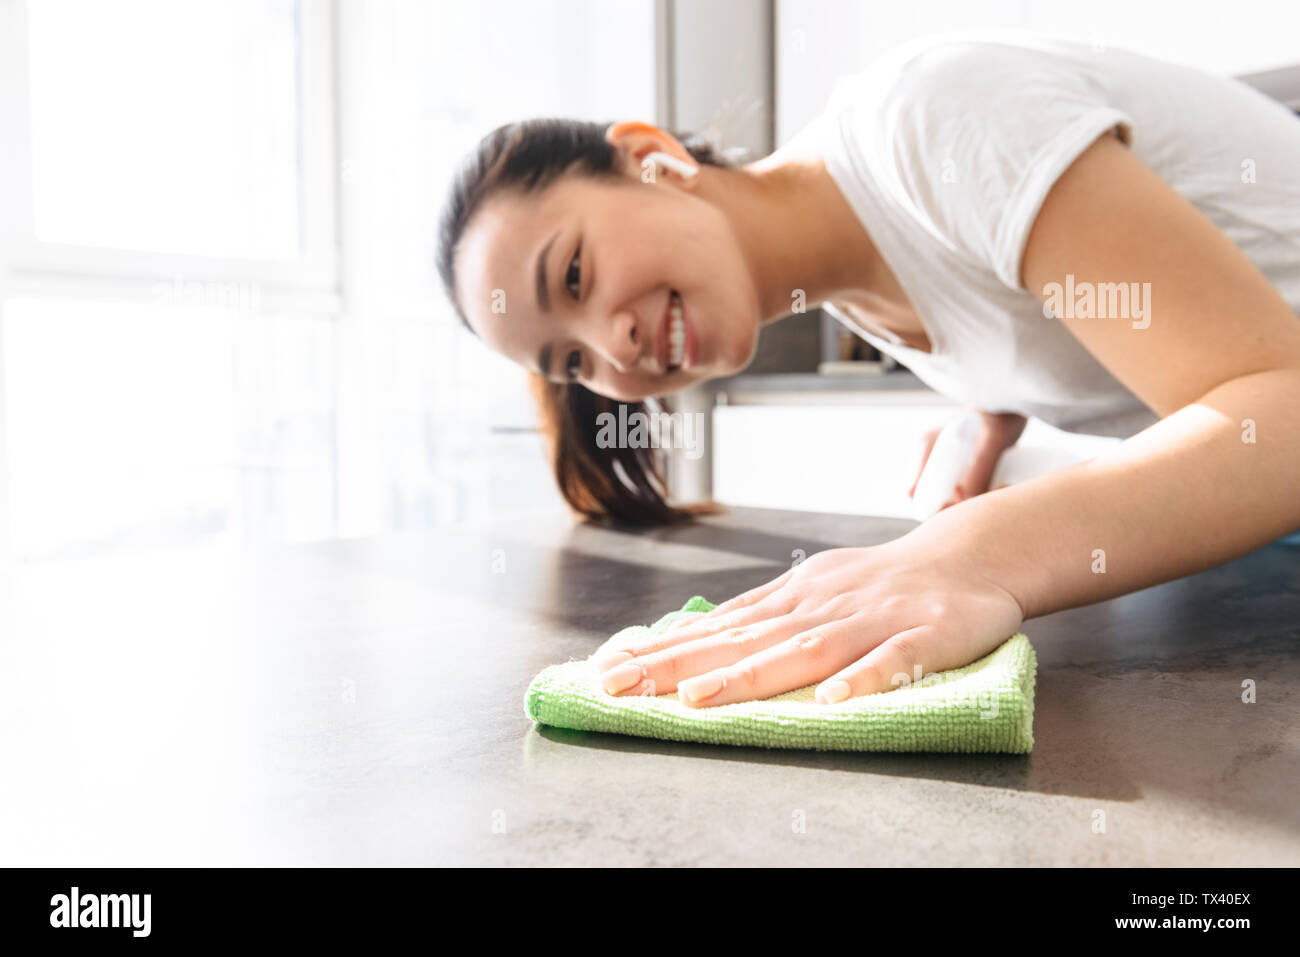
[663,290,695,373]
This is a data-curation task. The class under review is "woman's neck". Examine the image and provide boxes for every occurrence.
[694,143,917,332]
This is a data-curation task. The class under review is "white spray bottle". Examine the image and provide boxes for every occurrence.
[912,409,984,521]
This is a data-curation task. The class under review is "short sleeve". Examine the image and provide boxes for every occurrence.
[842,39,1134,290]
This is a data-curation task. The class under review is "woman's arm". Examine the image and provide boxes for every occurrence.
[928,131,1300,619]
[595,131,1300,708]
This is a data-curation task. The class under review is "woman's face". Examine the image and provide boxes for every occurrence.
[454,149,761,402]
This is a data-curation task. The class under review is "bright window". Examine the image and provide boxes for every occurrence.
[26,0,303,259]
[4,297,336,560]
[1,0,660,562]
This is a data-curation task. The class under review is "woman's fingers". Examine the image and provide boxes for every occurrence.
[953,411,1026,502]
[601,615,798,696]
[696,566,796,622]
[667,611,707,630]
[594,568,795,672]
[914,410,1027,505]
[590,611,715,671]
[677,616,875,708]
[814,625,939,702]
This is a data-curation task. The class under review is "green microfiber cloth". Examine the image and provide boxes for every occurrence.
[526,596,1037,753]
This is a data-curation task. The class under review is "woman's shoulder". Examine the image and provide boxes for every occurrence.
[821,30,1141,290]
[826,29,1096,117]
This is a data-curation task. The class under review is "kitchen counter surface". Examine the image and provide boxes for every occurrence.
[2,506,1296,866]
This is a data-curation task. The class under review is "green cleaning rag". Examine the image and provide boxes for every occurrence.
[525,596,1037,753]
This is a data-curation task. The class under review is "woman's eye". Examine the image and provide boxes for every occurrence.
[564,348,582,380]
[565,249,581,299]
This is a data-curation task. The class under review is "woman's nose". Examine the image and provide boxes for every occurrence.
[591,310,643,375]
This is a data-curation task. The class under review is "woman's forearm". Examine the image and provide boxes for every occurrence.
[911,368,1300,620]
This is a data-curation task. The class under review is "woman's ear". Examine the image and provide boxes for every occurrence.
[604,121,699,186]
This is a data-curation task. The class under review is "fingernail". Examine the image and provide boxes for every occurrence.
[679,673,724,703]
[593,651,634,672]
[602,663,643,695]
[816,680,852,704]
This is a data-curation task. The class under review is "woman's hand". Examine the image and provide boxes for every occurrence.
[908,409,1027,509]
[592,534,1025,708]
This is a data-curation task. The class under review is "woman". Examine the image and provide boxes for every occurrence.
[436,31,1300,709]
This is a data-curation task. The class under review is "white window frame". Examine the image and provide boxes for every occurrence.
[0,0,343,563]
[0,0,340,303]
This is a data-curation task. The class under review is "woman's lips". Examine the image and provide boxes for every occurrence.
[659,290,696,374]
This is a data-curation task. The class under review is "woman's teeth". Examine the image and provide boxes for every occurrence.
[668,291,685,369]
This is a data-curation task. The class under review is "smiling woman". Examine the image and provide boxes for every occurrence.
[435,31,1300,714]
[435,118,740,524]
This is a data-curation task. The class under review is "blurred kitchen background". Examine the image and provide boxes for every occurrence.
[1,0,1297,564]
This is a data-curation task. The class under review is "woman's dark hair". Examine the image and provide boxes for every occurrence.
[436,118,730,525]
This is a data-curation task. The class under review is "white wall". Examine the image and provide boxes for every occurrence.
[713,398,1121,519]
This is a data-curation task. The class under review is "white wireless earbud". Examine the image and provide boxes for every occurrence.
[641,151,699,179]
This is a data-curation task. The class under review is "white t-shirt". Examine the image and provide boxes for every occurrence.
[812,30,1300,437]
